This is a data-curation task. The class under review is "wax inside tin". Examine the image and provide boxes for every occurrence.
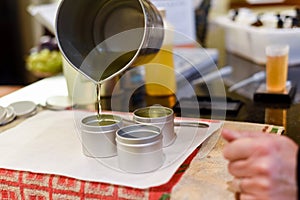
[86,119,118,126]
[135,107,172,118]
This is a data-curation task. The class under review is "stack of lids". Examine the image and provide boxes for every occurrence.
[0,96,74,126]
[0,101,38,126]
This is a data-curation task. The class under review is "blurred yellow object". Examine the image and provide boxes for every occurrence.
[144,10,176,96]
[26,49,62,77]
[144,46,177,96]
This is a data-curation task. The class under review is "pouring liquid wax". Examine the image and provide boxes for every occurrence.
[94,50,143,125]
[96,83,102,122]
[56,0,164,81]
[94,83,120,126]
[56,0,165,118]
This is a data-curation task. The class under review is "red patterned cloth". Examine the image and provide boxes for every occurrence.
[0,148,198,200]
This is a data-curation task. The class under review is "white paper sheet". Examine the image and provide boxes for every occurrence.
[0,110,222,189]
[150,0,196,45]
[27,3,59,34]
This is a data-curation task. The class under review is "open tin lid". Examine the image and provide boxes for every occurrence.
[0,106,7,122]
[0,101,38,125]
[0,106,16,125]
[45,95,74,110]
[0,97,74,126]
[9,101,38,118]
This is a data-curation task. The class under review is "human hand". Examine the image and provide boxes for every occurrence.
[222,129,298,200]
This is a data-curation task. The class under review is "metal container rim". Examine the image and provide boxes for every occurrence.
[81,114,123,131]
[116,124,162,144]
[133,106,174,123]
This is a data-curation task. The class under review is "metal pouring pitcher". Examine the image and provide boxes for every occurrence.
[56,0,164,84]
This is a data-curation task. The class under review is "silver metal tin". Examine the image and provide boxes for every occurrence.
[80,114,123,158]
[56,0,164,84]
[116,124,164,173]
[133,106,176,147]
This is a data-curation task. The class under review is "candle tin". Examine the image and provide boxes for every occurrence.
[116,124,164,173]
[133,106,176,147]
[80,114,123,158]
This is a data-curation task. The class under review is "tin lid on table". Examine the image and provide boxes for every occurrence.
[9,101,37,118]
[45,95,74,110]
[0,106,7,122]
[0,101,38,126]
[0,106,16,125]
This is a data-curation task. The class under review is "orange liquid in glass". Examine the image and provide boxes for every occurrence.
[266,54,288,92]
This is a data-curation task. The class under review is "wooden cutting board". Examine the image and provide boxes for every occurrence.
[171,120,283,200]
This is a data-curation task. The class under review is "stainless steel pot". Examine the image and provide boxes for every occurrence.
[56,0,164,84]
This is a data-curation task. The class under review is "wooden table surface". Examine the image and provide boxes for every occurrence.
[171,120,281,200]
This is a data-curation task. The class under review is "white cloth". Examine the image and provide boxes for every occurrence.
[0,110,222,189]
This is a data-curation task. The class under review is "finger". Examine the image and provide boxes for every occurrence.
[239,193,259,200]
[229,178,243,193]
[228,179,259,200]
[240,177,272,197]
[229,178,258,195]
[228,156,271,178]
[222,129,265,142]
[223,137,257,161]
[228,159,252,177]
[229,173,283,199]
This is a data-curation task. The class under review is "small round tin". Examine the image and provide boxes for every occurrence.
[116,124,164,173]
[133,106,176,147]
[80,114,123,158]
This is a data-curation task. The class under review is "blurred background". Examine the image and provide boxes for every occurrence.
[0,0,58,85]
[0,0,299,86]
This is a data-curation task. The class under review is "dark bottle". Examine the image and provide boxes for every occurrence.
[276,14,284,29]
[295,7,300,27]
[296,7,300,19]
[231,9,239,21]
[195,0,211,47]
[292,17,299,28]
